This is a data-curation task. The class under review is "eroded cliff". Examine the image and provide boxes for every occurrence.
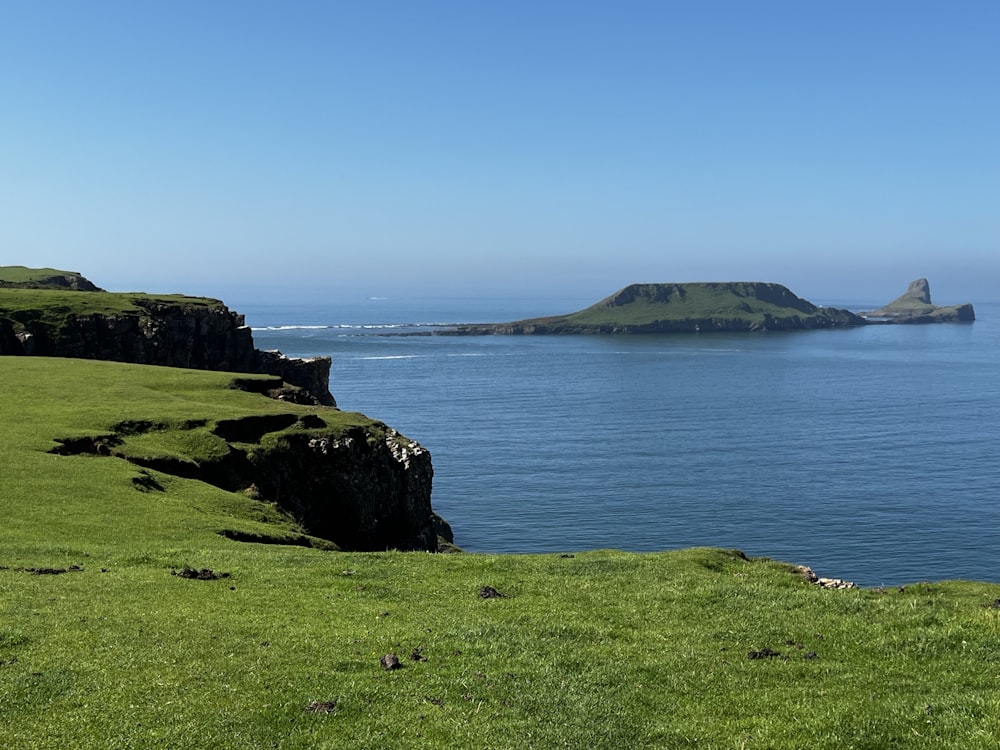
[0,273,334,405]
[47,385,444,552]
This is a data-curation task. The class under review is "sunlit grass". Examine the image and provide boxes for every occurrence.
[2,356,999,748]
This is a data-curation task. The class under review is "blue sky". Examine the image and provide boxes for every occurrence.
[2,1,997,303]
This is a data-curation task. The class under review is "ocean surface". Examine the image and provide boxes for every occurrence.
[242,295,1000,587]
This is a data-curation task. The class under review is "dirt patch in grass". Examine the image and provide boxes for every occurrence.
[6,565,85,575]
[217,529,336,550]
[172,567,230,581]
[305,700,339,715]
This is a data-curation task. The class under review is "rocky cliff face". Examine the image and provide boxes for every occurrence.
[0,292,335,405]
[469,311,861,334]
[51,412,441,552]
[247,425,437,551]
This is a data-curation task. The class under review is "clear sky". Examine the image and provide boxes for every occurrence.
[2,1,997,304]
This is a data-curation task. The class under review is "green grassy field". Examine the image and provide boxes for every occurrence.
[2,357,999,748]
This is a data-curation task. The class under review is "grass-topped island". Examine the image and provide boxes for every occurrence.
[1,269,998,748]
[445,282,864,334]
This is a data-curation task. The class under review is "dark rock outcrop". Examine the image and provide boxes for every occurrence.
[862,279,975,323]
[255,349,334,406]
[3,299,259,370]
[246,426,436,551]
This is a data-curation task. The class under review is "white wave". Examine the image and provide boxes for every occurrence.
[358,355,420,360]
[255,321,460,333]
[253,324,332,331]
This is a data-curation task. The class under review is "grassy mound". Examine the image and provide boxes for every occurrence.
[0,265,103,291]
[2,358,999,748]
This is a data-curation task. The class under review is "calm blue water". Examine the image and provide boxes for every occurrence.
[242,296,1000,587]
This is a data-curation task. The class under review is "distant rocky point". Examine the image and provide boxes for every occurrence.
[861,278,975,323]
[445,282,865,335]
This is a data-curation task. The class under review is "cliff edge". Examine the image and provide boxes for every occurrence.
[0,266,452,552]
[0,267,335,405]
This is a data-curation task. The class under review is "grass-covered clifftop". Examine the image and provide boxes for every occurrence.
[449,282,864,334]
[0,285,227,319]
[3,357,1000,747]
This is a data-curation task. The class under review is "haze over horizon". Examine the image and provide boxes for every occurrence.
[2,2,997,304]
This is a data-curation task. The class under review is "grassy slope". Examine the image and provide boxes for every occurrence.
[2,358,1000,748]
[0,288,222,318]
[0,266,83,283]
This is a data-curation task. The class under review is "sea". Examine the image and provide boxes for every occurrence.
[241,294,1000,587]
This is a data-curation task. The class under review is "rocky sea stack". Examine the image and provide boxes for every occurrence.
[862,278,975,323]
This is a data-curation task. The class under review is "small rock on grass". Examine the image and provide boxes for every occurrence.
[380,653,402,670]
[305,700,338,714]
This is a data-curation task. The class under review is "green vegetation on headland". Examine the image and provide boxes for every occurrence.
[447,281,865,334]
[0,285,225,318]
[2,267,997,747]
